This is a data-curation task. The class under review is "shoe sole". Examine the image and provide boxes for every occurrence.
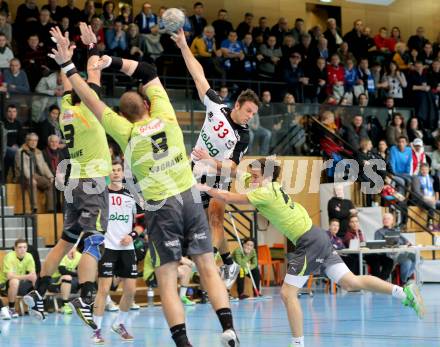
[69,302,97,330]
[23,295,44,321]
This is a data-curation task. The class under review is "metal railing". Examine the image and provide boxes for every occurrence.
[224,207,258,247]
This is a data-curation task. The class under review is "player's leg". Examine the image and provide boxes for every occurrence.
[92,277,113,344]
[178,264,195,306]
[6,279,20,318]
[59,275,73,314]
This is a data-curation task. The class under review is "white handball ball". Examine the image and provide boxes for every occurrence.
[161,8,185,33]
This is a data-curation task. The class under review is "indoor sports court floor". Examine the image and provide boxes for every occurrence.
[1,285,439,347]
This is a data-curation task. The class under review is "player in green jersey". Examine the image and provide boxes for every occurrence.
[200,158,425,347]
[48,25,239,347]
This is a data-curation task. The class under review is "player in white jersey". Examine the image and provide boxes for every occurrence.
[92,160,138,344]
[173,29,260,289]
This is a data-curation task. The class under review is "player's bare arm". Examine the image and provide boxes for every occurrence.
[192,148,239,176]
[198,183,249,204]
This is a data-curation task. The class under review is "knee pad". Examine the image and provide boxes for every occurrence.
[83,234,105,261]
[61,279,72,284]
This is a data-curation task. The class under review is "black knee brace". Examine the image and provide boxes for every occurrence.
[61,279,72,284]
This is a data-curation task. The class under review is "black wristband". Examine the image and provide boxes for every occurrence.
[109,56,123,70]
[61,60,73,68]
[65,68,78,77]
[129,231,138,239]
[132,62,158,84]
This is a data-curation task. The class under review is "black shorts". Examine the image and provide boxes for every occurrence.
[98,248,138,278]
[145,187,212,268]
[62,178,109,243]
[199,175,231,209]
[48,277,79,293]
[1,280,34,296]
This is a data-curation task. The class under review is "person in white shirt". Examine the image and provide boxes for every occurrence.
[0,33,13,69]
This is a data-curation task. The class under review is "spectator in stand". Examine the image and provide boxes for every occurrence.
[218,86,233,108]
[295,33,317,70]
[408,61,437,130]
[410,138,428,176]
[386,113,407,146]
[105,19,127,57]
[390,135,413,189]
[3,105,22,181]
[344,215,394,280]
[375,213,414,284]
[80,0,96,25]
[252,16,270,42]
[407,27,429,54]
[116,5,133,30]
[0,239,37,319]
[15,0,40,48]
[236,12,254,40]
[258,90,278,129]
[35,9,54,49]
[282,52,307,102]
[280,34,296,62]
[420,42,435,67]
[393,42,410,71]
[271,17,290,46]
[428,59,440,107]
[59,16,69,35]
[358,93,369,107]
[188,2,206,38]
[0,33,13,69]
[371,62,389,104]
[0,14,11,46]
[60,0,81,31]
[3,58,30,94]
[100,1,116,30]
[382,61,407,105]
[343,19,367,61]
[324,18,343,56]
[343,114,369,151]
[430,136,440,179]
[126,24,143,60]
[327,219,359,274]
[259,35,283,78]
[308,25,322,48]
[0,0,8,18]
[135,2,158,35]
[143,24,163,62]
[90,16,106,52]
[316,37,329,61]
[221,30,244,77]
[36,104,63,150]
[412,163,440,211]
[327,184,357,238]
[407,117,427,144]
[33,70,63,122]
[384,97,397,126]
[375,139,391,163]
[389,26,403,51]
[248,109,271,155]
[344,58,358,100]
[363,26,376,53]
[357,58,376,99]
[20,35,49,91]
[289,18,305,44]
[434,33,440,57]
[374,27,393,58]
[337,41,356,66]
[326,54,345,100]
[242,33,259,78]
[43,134,65,175]
[212,9,233,46]
[305,57,327,103]
[408,48,419,67]
[232,238,260,300]
[15,132,54,212]
[190,25,222,77]
[42,0,62,23]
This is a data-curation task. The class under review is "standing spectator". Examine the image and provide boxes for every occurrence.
[420,42,435,67]
[134,2,158,35]
[280,34,296,62]
[343,115,369,151]
[326,54,345,100]
[410,138,427,176]
[59,16,70,35]
[126,23,143,60]
[3,58,30,93]
[382,61,407,104]
[392,42,410,71]
[337,42,356,66]
[0,33,13,69]
[100,1,115,30]
[407,27,429,54]
[309,25,322,47]
[15,133,55,212]
[252,16,270,42]
[221,31,244,78]
[389,135,413,188]
[294,33,317,70]
[324,18,343,55]
[375,213,415,284]
[90,16,106,52]
[232,238,260,300]
[116,5,133,30]
[43,134,65,175]
[344,58,358,98]
[259,35,282,78]
[218,86,233,108]
[236,12,253,40]
[105,20,127,57]
[188,2,206,38]
[80,0,96,24]
[289,18,305,44]
[282,52,307,101]
[430,136,440,178]
[3,105,22,181]
[305,57,327,103]
[389,26,403,51]
[386,113,407,147]
[259,90,277,129]
[0,239,37,319]
[35,9,54,49]
[327,184,357,238]
[241,33,259,78]
[412,163,440,211]
[249,109,271,155]
[42,0,62,23]
[374,27,393,56]
[20,35,49,91]
[15,0,39,26]
[0,13,11,43]
[428,59,440,105]
[343,19,367,61]
[317,37,329,61]
[0,0,8,17]
[36,104,63,150]
[212,9,233,47]
[143,24,163,62]
[271,17,290,46]
[355,138,379,206]
[60,0,81,31]
[357,58,375,98]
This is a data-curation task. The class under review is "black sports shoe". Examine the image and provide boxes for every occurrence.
[70,297,97,330]
[23,290,46,321]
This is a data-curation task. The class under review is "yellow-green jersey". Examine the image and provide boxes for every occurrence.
[60,89,111,179]
[0,251,35,285]
[246,181,312,245]
[51,251,81,279]
[102,85,195,201]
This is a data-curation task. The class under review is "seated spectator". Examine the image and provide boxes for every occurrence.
[357,58,376,99]
[327,54,345,100]
[381,175,408,227]
[375,213,414,284]
[105,19,128,57]
[15,133,55,212]
[344,215,394,280]
[126,23,144,60]
[0,0,8,18]
[241,33,259,78]
[392,42,410,71]
[289,18,305,44]
[258,35,282,78]
[211,9,233,46]
[116,5,133,30]
[100,0,116,30]
[0,239,37,319]
[35,8,54,49]
[143,24,163,62]
[236,12,253,40]
[43,134,65,176]
[59,16,70,35]
[337,41,356,66]
[374,27,393,55]
[188,2,207,38]
[20,35,50,91]
[3,58,30,93]
[60,0,81,31]
[282,52,307,102]
[280,34,296,62]
[327,184,357,238]
[252,16,270,42]
[90,16,107,53]
[386,113,407,146]
[384,97,397,126]
[0,13,12,43]
[428,59,440,103]
[218,86,233,108]
[308,25,322,47]
[344,115,369,151]
[258,90,278,129]
[0,33,13,69]
[15,0,40,46]
[324,18,343,55]
[411,138,428,176]
[412,163,440,211]
[389,26,403,51]
[49,250,81,314]
[305,57,327,103]
[420,42,435,67]
[407,117,428,144]
[80,0,96,24]
[295,33,317,70]
[382,61,407,104]
[407,27,428,54]
[190,25,222,77]
[390,135,413,190]
[221,31,244,77]
[3,105,22,181]
[37,104,63,150]
[270,17,290,46]
[33,70,63,122]
[249,109,271,155]
[371,62,389,104]
[317,37,329,61]
[232,238,260,299]
[327,219,359,274]
[42,0,62,23]
[431,136,440,179]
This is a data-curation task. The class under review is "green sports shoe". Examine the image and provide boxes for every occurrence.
[181,296,195,306]
[402,281,426,319]
[61,303,73,315]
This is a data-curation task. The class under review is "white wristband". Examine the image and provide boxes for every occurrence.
[62,63,76,74]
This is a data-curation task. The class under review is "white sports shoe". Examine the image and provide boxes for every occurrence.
[1,306,11,320]
[220,329,240,347]
[223,262,240,289]
[105,300,119,312]
[130,302,140,310]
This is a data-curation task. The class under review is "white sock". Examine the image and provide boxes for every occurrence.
[392,285,406,300]
[116,310,129,325]
[93,315,103,330]
[291,336,304,347]
[179,286,187,298]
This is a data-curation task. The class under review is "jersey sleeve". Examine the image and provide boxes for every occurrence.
[101,107,133,150]
[203,88,224,108]
[144,85,177,123]
[230,129,249,164]
[2,253,13,274]
[246,186,273,208]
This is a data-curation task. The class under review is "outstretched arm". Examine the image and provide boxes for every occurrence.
[198,184,250,204]
[79,22,101,87]
[171,28,210,102]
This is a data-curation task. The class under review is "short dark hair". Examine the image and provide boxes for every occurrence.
[49,104,60,112]
[236,89,260,107]
[242,238,255,245]
[7,104,16,110]
[421,163,430,169]
[193,2,203,8]
[112,159,123,167]
[398,135,408,142]
[295,18,304,23]
[329,218,340,224]
[14,238,27,247]
[249,158,281,182]
[245,12,253,17]
[259,16,267,21]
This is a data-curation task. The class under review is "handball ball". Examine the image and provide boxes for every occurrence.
[161,8,185,33]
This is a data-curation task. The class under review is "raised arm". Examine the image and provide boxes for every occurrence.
[171,28,210,102]
[198,184,250,204]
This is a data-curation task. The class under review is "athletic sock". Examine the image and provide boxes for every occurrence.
[80,281,95,304]
[179,286,187,298]
[392,285,406,300]
[105,295,113,305]
[170,323,190,347]
[216,308,234,331]
[221,252,233,266]
[62,299,69,305]
[213,247,219,255]
[8,302,14,309]
[37,276,52,296]
[116,310,128,325]
[291,336,304,347]
[93,315,103,330]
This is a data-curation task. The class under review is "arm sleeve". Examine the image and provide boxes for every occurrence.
[203,88,224,107]
[249,250,258,270]
[101,108,133,151]
[144,85,177,123]
[374,229,384,240]
[232,248,247,268]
